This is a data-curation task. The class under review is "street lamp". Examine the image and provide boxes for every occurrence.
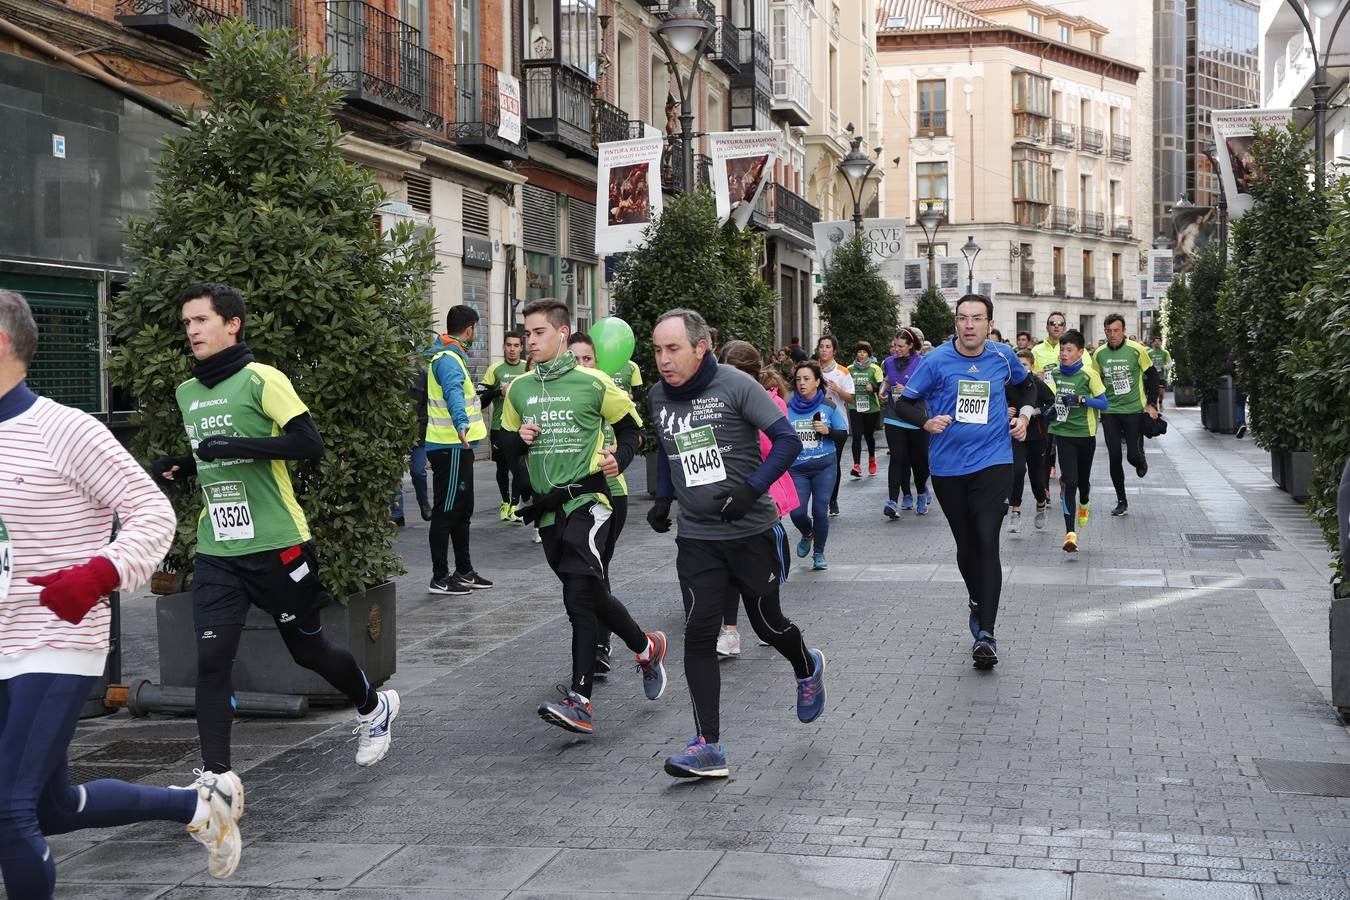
[1201,141,1229,257]
[652,1,715,192]
[960,235,982,293]
[837,134,878,234]
[916,202,943,286]
[1282,0,1350,197]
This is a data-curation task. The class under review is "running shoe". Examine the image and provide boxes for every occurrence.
[796,534,812,558]
[507,505,525,525]
[968,600,980,640]
[868,457,877,476]
[1008,510,1021,533]
[664,736,729,778]
[594,643,612,678]
[901,494,914,511]
[1063,531,1078,553]
[1076,502,1090,528]
[916,494,930,515]
[532,529,542,543]
[175,768,245,821]
[1111,501,1129,517]
[498,501,512,522]
[429,575,470,596]
[850,464,862,478]
[419,501,433,522]
[452,570,494,590]
[1235,425,1247,439]
[828,501,840,517]
[796,649,826,723]
[1034,504,1047,529]
[716,629,742,658]
[185,770,244,879]
[392,515,405,527]
[1135,458,1148,478]
[884,500,899,520]
[972,632,999,669]
[812,553,828,571]
[354,689,400,766]
[537,684,592,734]
[638,630,668,700]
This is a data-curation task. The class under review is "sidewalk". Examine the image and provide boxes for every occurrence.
[47,407,1350,899]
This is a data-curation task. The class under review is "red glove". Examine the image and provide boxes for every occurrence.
[27,556,120,625]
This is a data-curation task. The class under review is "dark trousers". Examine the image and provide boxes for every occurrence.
[849,410,880,463]
[1100,413,1145,504]
[1055,435,1097,532]
[829,436,846,506]
[490,429,529,505]
[1010,437,1049,508]
[885,424,929,501]
[931,464,1011,636]
[428,446,474,580]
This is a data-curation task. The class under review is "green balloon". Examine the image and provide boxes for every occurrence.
[591,317,635,376]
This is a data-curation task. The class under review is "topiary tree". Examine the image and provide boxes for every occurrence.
[1180,243,1228,406]
[108,21,436,599]
[815,232,898,352]
[1160,275,1194,387]
[910,284,954,345]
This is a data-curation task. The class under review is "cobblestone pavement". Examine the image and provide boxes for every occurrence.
[39,407,1350,899]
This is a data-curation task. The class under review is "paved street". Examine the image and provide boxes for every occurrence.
[41,407,1350,900]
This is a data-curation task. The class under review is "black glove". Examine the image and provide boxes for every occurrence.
[647,498,673,533]
[714,483,759,522]
[194,436,243,462]
[1058,393,1081,408]
[151,455,193,485]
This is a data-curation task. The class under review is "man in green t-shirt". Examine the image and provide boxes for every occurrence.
[154,283,398,791]
[1045,329,1108,554]
[847,341,884,478]
[502,298,667,737]
[480,330,529,522]
[1147,336,1173,408]
[1092,314,1161,517]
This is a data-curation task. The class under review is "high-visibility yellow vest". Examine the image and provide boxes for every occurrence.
[426,349,486,444]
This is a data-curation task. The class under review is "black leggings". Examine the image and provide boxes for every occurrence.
[1010,438,1049,508]
[196,614,374,773]
[490,429,529,505]
[1100,413,1145,503]
[884,424,929,501]
[595,495,628,650]
[930,465,1011,637]
[850,411,880,463]
[1055,434,1096,532]
[829,437,846,506]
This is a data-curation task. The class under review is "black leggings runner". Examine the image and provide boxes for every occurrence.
[930,464,1011,637]
[1010,438,1049,507]
[850,410,880,464]
[1100,412,1145,504]
[884,423,929,501]
[595,495,628,651]
[1055,434,1096,532]
[829,437,847,507]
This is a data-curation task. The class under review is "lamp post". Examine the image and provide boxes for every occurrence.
[1201,142,1229,258]
[960,235,982,293]
[652,2,715,192]
[1282,0,1350,198]
[837,134,878,235]
[916,202,943,288]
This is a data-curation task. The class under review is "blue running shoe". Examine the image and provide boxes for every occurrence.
[901,494,914,511]
[972,632,999,669]
[637,631,668,701]
[884,500,899,520]
[663,736,729,778]
[916,493,930,515]
[968,601,980,640]
[796,534,812,558]
[796,649,826,723]
[537,684,593,734]
[812,553,828,571]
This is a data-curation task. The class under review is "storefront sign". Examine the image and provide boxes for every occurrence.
[708,131,781,228]
[498,73,521,145]
[595,137,665,255]
[463,235,493,270]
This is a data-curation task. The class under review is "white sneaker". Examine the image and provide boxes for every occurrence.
[184,770,244,879]
[354,689,400,767]
[532,529,542,543]
[1008,510,1021,534]
[716,629,742,658]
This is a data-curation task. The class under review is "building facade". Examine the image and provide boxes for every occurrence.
[1259,0,1349,185]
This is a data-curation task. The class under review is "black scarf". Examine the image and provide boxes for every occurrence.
[193,342,256,388]
[663,352,719,401]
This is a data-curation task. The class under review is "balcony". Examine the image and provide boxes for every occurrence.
[1013,201,1047,226]
[772,63,811,126]
[916,109,946,136]
[1080,126,1104,153]
[1110,215,1133,239]
[754,182,821,239]
[639,0,715,17]
[1079,210,1104,234]
[730,29,771,130]
[115,0,290,48]
[523,62,596,157]
[1083,276,1097,300]
[916,199,948,223]
[1013,113,1047,144]
[1110,134,1131,160]
[627,120,651,140]
[1112,279,1124,300]
[666,152,712,193]
[447,63,526,159]
[1049,206,1076,231]
[707,16,740,74]
[1054,273,1067,298]
[1051,120,1075,148]
[1021,269,1035,295]
[594,97,630,146]
[325,1,442,125]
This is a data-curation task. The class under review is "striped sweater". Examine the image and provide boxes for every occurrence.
[0,391,177,678]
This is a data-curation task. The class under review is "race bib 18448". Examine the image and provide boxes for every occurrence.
[673,425,727,487]
[205,481,255,542]
[955,380,991,424]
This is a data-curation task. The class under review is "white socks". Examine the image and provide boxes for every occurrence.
[189,796,211,827]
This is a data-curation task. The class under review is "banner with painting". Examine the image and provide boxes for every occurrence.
[1210,108,1292,220]
[594,137,665,255]
[709,131,781,228]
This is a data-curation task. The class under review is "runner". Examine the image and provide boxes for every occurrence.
[1008,349,1055,532]
[1092,314,1159,517]
[815,335,853,517]
[847,342,884,478]
[880,328,930,518]
[502,299,667,735]
[611,356,644,396]
[649,309,824,778]
[786,361,849,570]
[480,330,529,523]
[894,294,1039,669]
[1147,336,1172,409]
[0,289,245,894]
[1046,329,1108,553]
[155,283,400,782]
[1031,311,1068,375]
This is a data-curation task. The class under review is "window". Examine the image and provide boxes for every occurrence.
[1058,23,1070,43]
[1012,148,1051,203]
[1091,34,1102,53]
[1016,311,1035,337]
[1011,72,1051,117]
[617,31,637,119]
[916,162,948,216]
[1079,314,1095,335]
[523,0,596,73]
[917,79,946,133]
[1082,250,1094,298]
[1079,174,1092,210]
[1027,13,1041,33]
[455,0,477,63]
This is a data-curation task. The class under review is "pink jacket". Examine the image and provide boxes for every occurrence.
[762,388,801,516]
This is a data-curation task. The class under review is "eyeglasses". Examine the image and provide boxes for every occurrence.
[1048,320,1066,327]
[955,315,988,324]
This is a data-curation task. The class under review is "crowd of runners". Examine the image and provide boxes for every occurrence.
[0,284,1174,896]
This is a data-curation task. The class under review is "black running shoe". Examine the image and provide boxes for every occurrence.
[828,501,840,518]
[429,575,470,596]
[452,570,494,590]
[1135,458,1148,478]
[594,644,612,679]
[972,632,998,669]
[1111,501,1128,517]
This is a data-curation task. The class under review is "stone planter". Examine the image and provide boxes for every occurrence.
[1286,451,1313,502]
[1271,449,1286,489]
[1172,384,1197,407]
[156,581,396,705]
[1332,584,1350,725]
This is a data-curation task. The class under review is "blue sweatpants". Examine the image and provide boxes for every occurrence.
[0,672,197,899]
[789,456,837,554]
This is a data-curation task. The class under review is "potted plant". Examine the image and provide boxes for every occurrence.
[108,22,435,701]
[1161,278,1197,407]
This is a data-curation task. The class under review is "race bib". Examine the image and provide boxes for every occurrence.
[1054,397,1070,423]
[1108,366,1131,395]
[955,380,990,424]
[205,481,255,542]
[673,425,726,487]
[0,516,11,600]
[795,418,821,449]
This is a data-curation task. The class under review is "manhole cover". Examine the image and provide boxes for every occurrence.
[1255,759,1350,797]
[1191,575,1286,590]
[67,763,157,784]
[74,739,199,766]
[1183,533,1278,551]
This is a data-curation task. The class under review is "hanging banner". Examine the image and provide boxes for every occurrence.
[901,259,927,305]
[975,280,996,304]
[709,130,781,228]
[1210,108,1292,220]
[935,256,966,303]
[1171,205,1218,273]
[595,137,665,255]
[812,218,908,277]
[497,72,521,145]
[1147,248,1174,300]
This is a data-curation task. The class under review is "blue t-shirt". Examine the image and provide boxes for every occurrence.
[785,394,848,466]
[900,339,1029,477]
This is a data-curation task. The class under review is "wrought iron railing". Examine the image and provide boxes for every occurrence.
[666,152,712,193]
[447,63,526,155]
[708,16,740,72]
[1112,279,1124,300]
[1110,215,1133,239]
[1021,269,1035,295]
[115,0,292,39]
[1049,206,1076,230]
[1054,273,1067,297]
[595,97,630,146]
[1051,120,1075,148]
[739,28,771,79]
[1083,276,1097,300]
[917,109,946,134]
[523,62,594,149]
[1080,126,1104,153]
[1079,210,1105,234]
[1110,134,1131,160]
[324,0,440,124]
[762,182,820,238]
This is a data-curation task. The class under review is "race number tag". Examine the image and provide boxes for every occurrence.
[205,481,255,542]
[0,516,11,600]
[673,425,726,487]
[1054,397,1070,423]
[794,419,821,450]
[955,380,991,424]
[1107,365,1131,396]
